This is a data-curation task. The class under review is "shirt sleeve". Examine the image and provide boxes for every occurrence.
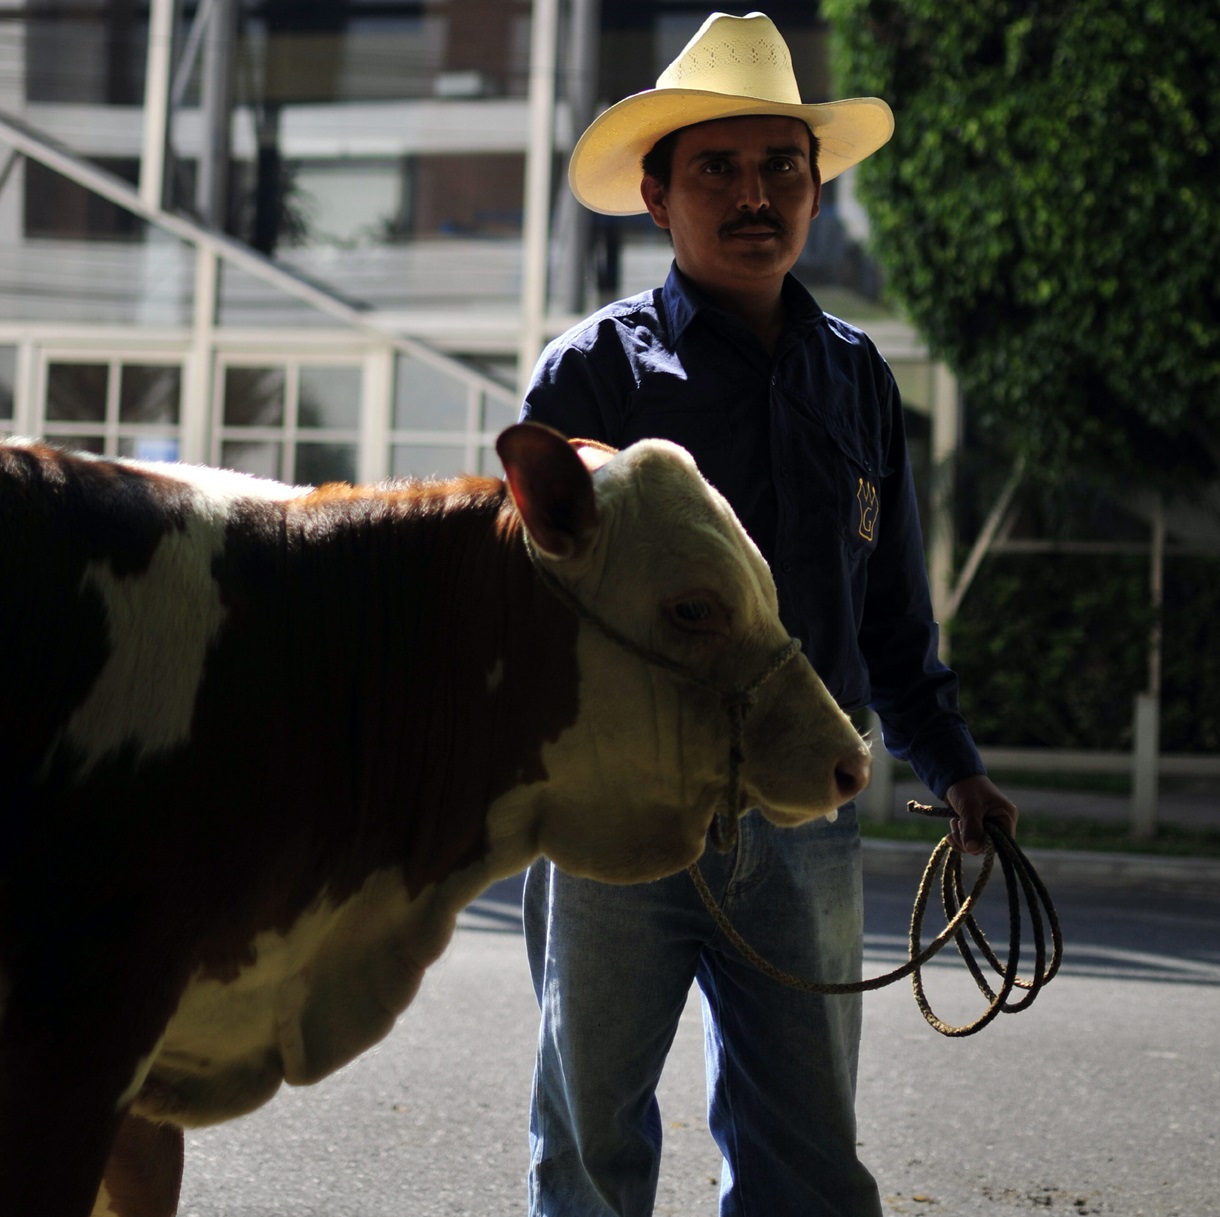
[859,367,986,800]
[519,328,631,447]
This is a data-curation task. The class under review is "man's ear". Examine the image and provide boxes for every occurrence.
[641,175,671,230]
[810,174,822,222]
[497,423,600,560]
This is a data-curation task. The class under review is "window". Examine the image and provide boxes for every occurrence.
[39,359,183,460]
[389,352,515,480]
[0,347,16,436]
[216,360,361,485]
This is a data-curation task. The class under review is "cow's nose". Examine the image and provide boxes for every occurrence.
[834,745,872,803]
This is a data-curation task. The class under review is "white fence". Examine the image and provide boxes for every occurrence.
[860,702,1220,839]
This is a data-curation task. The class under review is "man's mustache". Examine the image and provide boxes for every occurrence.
[721,212,787,237]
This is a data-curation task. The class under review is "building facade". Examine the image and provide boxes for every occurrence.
[0,0,946,490]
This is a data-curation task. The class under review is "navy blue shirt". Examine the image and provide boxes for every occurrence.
[522,263,984,800]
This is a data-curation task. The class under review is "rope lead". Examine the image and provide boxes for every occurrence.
[688,801,1063,1038]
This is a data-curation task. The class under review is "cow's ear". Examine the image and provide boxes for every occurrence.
[497,423,600,561]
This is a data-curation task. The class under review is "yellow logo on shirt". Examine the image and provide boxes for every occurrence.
[856,478,879,542]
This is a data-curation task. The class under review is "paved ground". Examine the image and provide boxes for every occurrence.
[178,784,1220,1217]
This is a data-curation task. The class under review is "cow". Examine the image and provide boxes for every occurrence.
[0,422,870,1217]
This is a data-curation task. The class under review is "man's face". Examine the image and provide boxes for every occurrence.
[640,115,821,300]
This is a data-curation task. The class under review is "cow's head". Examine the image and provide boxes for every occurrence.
[497,422,870,882]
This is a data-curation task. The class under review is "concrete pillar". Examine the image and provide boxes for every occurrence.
[518,0,560,394]
[140,0,177,212]
[859,709,895,822]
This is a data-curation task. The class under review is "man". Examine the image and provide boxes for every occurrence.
[520,12,1018,1216]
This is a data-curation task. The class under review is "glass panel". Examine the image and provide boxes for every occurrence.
[393,356,469,430]
[391,444,467,480]
[118,436,181,463]
[24,160,143,242]
[47,363,108,422]
[119,365,181,424]
[221,440,282,481]
[479,444,505,477]
[0,347,15,421]
[223,367,286,426]
[481,392,520,433]
[217,261,338,328]
[299,366,361,430]
[4,216,195,326]
[295,442,357,486]
[291,161,407,247]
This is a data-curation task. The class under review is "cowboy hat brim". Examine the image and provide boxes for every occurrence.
[568,91,895,216]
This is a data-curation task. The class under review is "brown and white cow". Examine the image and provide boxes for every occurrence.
[0,422,869,1217]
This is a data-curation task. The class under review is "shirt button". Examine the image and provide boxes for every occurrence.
[781,560,793,573]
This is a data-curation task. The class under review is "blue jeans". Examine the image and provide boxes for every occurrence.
[524,805,882,1217]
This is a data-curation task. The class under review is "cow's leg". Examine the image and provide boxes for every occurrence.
[0,1052,121,1217]
[0,1011,146,1217]
[90,1113,184,1217]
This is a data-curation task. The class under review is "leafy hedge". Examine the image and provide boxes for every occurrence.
[949,553,1220,752]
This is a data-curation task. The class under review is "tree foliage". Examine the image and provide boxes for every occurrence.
[822,0,1220,493]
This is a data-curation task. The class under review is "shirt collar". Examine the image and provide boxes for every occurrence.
[660,261,826,348]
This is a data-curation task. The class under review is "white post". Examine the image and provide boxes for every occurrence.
[182,244,218,466]
[1131,692,1160,840]
[140,0,177,212]
[518,0,560,396]
[928,361,959,660]
[1131,497,1166,839]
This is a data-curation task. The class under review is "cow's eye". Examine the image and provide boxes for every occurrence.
[674,599,711,623]
[666,594,729,635]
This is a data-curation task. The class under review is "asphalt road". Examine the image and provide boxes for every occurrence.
[179,867,1220,1217]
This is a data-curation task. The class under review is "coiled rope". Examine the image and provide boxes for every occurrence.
[687,801,1063,1037]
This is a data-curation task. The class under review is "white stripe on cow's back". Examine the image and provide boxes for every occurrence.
[54,458,312,775]
[4,439,311,504]
[62,508,230,774]
[54,454,311,778]
[162,458,309,506]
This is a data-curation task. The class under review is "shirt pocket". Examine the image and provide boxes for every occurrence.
[804,416,890,561]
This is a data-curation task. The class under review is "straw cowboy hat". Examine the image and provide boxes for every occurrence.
[568,11,895,216]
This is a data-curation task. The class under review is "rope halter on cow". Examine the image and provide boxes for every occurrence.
[522,534,801,853]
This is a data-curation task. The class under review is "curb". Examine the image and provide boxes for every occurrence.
[861,838,1220,899]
